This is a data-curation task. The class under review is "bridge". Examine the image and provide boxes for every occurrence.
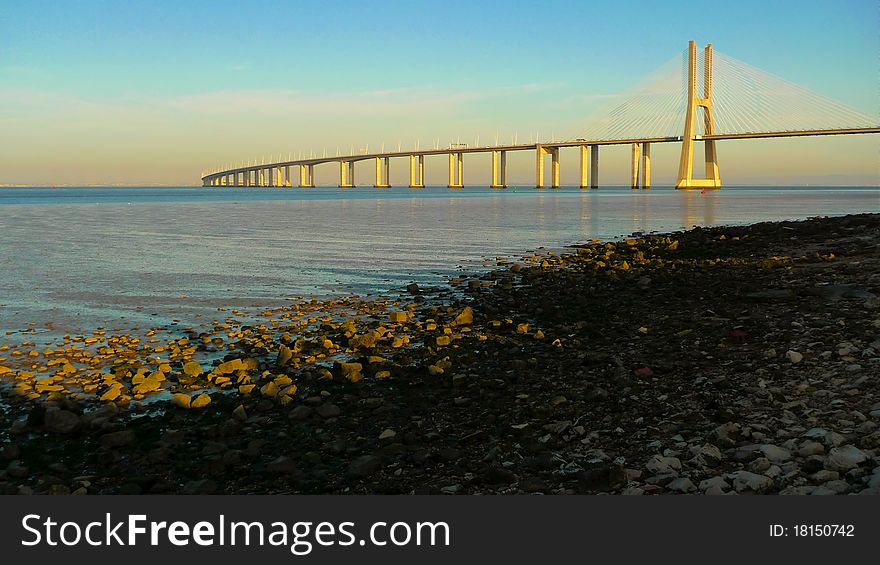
[201,40,878,190]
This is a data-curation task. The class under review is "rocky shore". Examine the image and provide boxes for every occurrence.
[1,213,879,495]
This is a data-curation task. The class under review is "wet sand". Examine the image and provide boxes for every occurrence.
[0,213,878,495]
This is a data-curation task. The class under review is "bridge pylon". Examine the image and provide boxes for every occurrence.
[676,40,721,189]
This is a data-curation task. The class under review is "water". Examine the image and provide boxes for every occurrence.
[0,185,877,339]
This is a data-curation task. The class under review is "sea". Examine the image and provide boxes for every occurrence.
[0,185,877,342]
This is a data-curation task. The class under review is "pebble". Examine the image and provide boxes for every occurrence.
[347,455,382,478]
[730,471,773,493]
[44,409,80,434]
[824,445,867,471]
[316,404,341,418]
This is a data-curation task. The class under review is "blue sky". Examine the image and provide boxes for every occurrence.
[1,0,877,185]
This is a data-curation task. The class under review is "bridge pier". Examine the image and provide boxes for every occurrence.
[409,155,424,188]
[535,145,560,188]
[299,164,314,188]
[641,142,651,189]
[630,143,641,189]
[590,146,599,189]
[579,145,589,189]
[275,167,284,187]
[284,166,291,187]
[677,41,721,189]
[447,152,463,188]
[374,157,390,188]
[339,161,355,188]
[490,150,507,188]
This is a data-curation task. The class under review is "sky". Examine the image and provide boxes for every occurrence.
[0,0,878,186]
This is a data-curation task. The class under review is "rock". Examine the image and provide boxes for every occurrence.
[316,404,341,418]
[170,393,191,409]
[798,441,825,457]
[759,444,792,463]
[268,456,297,475]
[786,350,804,363]
[452,307,474,326]
[667,477,697,493]
[1,444,20,461]
[645,455,681,474]
[276,345,293,366]
[378,429,397,440]
[804,428,844,448]
[289,405,313,420]
[699,476,730,492]
[44,409,80,434]
[182,361,203,377]
[336,362,363,383]
[730,471,773,493]
[825,445,867,472]
[6,460,29,478]
[100,430,135,449]
[191,393,211,409]
[484,466,517,485]
[406,283,420,294]
[182,479,217,495]
[389,312,408,323]
[347,455,382,478]
[695,444,723,467]
[712,422,742,446]
[232,405,248,422]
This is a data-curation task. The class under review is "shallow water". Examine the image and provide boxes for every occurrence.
[0,185,877,339]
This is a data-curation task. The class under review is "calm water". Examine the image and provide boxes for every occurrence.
[0,185,877,339]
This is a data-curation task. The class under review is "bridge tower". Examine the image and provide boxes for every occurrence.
[676,40,721,189]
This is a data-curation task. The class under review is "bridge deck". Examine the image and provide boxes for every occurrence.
[202,127,879,181]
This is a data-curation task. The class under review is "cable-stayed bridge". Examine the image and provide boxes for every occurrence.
[201,40,878,190]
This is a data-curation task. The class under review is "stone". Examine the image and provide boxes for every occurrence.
[389,312,408,323]
[695,444,723,467]
[44,409,80,434]
[699,476,730,492]
[316,404,341,418]
[645,455,682,474]
[336,362,363,383]
[484,466,517,484]
[6,460,28,478]
[452,307,474,326]
[170,393,191,409]
[798,440,825,457]
[100,430,135,449]
[191,393,211,409]
[276,345,293,366]
[759,444,792,463]
[182,361,203,377]
[1,443,21,461]
[289,405,313,420]
[786,350,803,363]
[712,422,742,446]
[667,477,697,493]
[268,456,297,475]
[730,471,773,493]
[232,405,248,422]
[804,428,844,448]
[347,455,382,478]
[378,429,397,440]
[825,445,867,472]
[182,479,218,495]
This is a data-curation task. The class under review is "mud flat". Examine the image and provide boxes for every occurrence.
[0,213,878,495]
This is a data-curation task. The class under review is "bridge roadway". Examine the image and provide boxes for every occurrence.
[201,127,880,189]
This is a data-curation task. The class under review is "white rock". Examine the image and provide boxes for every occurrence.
[645,455,682,474]
[730,471,773,493]
[667,477,696,493]
[825,445,867,471]
[786,350,804,363]
[378,429,397,440]
[699,476,730,492]
[759,444,792,463]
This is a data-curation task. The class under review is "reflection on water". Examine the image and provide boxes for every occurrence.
[0,185,876,336]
